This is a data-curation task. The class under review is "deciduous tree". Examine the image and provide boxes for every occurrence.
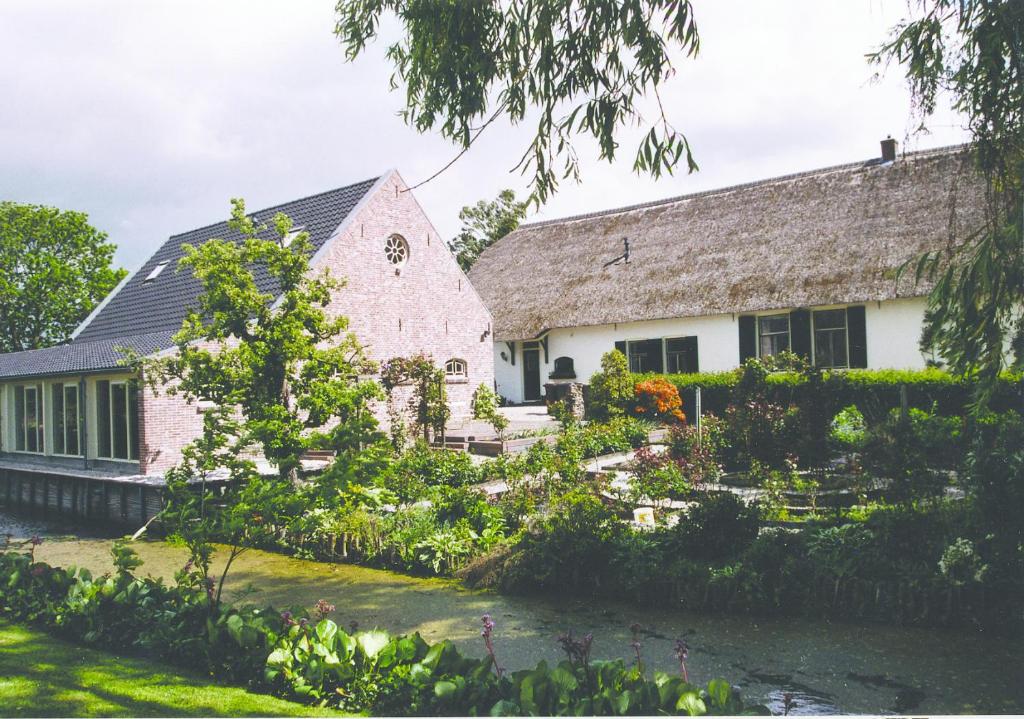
[449,189,528,270]
[874,0,1023,406]
[148,199,383,602]
[334,0,700,202]
[0,202,125,352]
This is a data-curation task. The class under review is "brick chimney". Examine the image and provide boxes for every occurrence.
[881,136,897,163]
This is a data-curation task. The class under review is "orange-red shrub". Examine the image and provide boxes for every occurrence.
[633,377,686,424]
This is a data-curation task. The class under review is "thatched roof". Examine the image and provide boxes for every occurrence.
[469,145,985,340]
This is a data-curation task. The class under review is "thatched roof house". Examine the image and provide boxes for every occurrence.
[471,143,983,341]
[470,142,987,402]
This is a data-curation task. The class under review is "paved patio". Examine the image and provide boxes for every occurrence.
[449,403,560,437]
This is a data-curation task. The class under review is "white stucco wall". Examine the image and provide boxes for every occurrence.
[494,313,740,403]
[864,297,930,369]
[494,298,931,403]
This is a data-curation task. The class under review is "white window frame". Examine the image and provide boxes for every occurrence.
[51,382,82,457]
[13,383,45,455]
[811,308,851,369]
[143,261,169,283]
[96,379,139,462]
[623,339,656,373]
[664,335,698,374]
[444,358,467,380]
[756,313,791,359]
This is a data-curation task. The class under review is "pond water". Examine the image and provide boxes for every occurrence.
[3,509,1022,715]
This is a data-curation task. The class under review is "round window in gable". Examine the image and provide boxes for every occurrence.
[385,234,409,268]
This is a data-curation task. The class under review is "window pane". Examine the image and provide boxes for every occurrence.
[814,309,846,330]
[759,315,789,334]
[14,386,25,451]
[25,387,37,452]
[813,310,849,368]
[627,338,664,373]
[97,380,111,458]
[666,337,699,373]
[112,383,128,460]
[758,314,790,358]
[815,329,848,368]
[128,381,139,461]
[65,385,79,456]
[53,383,65,455]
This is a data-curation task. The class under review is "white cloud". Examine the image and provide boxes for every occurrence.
[0,0,968,271]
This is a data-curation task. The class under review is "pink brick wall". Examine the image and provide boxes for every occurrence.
[137,377,202,476]
[137,171,494,475]
[318,171,494,426]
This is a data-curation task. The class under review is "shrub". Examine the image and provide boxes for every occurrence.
[830,404,867,451]
[860,407,957,503]
[633,377,686,423]
[660,492,760,563]
[471,384,509,439]
[627,446,689,507]
[558,416,652,459]
[587,350,632,419]
[385,442,481,499]
[667,422,724,487]
[505,488,626,592]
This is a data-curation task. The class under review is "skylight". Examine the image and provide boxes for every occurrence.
[144,261,168,283]
[282,225,306,248]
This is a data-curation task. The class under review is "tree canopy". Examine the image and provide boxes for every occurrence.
[0,202,126,352]
[874,0,1023,404]
[335,0,700,203]
[449,189,529,270]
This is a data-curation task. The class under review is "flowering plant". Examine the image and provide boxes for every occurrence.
[633,378,686,424]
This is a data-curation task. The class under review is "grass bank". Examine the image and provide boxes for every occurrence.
[0,621,345,718]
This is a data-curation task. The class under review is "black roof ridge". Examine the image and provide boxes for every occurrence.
[520,143,971,230]
[167,174,382,241]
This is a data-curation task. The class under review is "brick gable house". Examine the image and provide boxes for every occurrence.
[0,170,494,480]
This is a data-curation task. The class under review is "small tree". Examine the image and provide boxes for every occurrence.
[381,354,450,443]
[587,350,632,419]
[472,383,509,440]
[148,199,382,604]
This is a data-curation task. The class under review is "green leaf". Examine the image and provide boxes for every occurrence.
[315,619,337,646]
[549,665,579,694]
[357,629,390,659]
[489,699,520,716]
[677,691,707,716]
[706,678,731,710]
[434,680,458,699]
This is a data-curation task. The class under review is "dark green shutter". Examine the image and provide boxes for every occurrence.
[738,315,756,363]
[685,336,699,373]
[614,340,626,356]
[790,309,812,360]
[847,305,867,368]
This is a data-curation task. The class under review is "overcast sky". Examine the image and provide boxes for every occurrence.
[1,1,969,273]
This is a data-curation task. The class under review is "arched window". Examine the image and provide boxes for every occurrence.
[445,358,467,379]
[385,234,410,267]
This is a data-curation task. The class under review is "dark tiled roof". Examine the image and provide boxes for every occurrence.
[74,177,379,343]
[0,331,175,380]
[469,145,985,339]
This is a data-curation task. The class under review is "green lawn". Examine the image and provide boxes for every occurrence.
[0,621,344,717]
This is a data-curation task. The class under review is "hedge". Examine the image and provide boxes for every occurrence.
[632,368,1023,423]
